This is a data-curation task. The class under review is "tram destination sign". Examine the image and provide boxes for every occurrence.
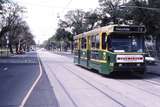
[114,26,146,33]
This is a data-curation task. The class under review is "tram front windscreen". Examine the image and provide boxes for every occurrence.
[109,34,144,53]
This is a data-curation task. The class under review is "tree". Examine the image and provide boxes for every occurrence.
[60,9,87,34]
[57,9,87,52]
[98,0,124,25]
[13,22,35,52]
[55,28,72,51]
[0,2,24,53]
[0,0,9,10]
[0,1,35,54]
[114,0,160,57]
[0,2,24,38]
[84,10,100,30]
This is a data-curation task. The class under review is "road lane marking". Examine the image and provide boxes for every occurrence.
[19,56,43,107]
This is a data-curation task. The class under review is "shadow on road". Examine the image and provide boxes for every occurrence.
[76,65,160,80]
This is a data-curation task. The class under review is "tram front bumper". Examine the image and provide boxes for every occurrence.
[113,63,146,72]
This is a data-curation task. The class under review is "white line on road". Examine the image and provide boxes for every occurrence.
[19,56,43,107]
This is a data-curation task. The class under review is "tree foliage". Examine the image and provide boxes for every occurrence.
[59,9,87,35]
[131,0,160,35]
[0,1,35,54]
[55,28,72,41]
[98,0,124,24]
[45,0,160,54]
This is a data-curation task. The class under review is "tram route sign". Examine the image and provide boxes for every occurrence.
[114,26,146,33]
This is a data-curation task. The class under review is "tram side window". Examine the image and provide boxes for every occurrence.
[84,38,86,49]
[102,33,106,49]
[81,37,86,49]
[96,35,100,49]
[91,36,96,48]
[107,36,112,51]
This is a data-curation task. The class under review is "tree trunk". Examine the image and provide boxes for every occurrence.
[71,34,74,53]
[0,26,9,38]
[156,35,160,58]
[71,40,73,53]
[9,44,13,54]
[60,41,62,51]
[15,43,19,53]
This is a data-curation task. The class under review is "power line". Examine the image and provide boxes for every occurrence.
[121,5,160,12]
[18,1,92,11]
[57,0,73,19]
[17,1,75,9]
[62,0,73,13]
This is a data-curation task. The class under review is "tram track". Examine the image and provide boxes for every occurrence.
[46,63,78,107]
[118,79,160,98]
[67,62,160,88]
[62,64,139,107]
[39,50,160,107]
[60,53,160,88]
[64,63,160,106]
[41,51,160,106]
[46,63,126,107]
[135,72,160,87]
[58,52,160,87]
[114,72,160,99]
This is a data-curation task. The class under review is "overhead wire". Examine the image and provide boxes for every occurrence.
[61,0,72,13]
[16,0,90,10]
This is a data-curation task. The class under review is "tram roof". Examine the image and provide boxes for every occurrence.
[74,24,146,39]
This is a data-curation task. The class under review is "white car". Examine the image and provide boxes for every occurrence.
[145,55,156,65]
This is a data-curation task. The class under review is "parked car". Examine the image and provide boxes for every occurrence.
[16,50,25,54]
[145,54,156,65]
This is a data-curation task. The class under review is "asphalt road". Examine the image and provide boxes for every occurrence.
[2,50,160,107]
[39,49,160,107]
[0,51,58,107]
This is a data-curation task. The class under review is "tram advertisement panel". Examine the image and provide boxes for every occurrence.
[116,55,144,63]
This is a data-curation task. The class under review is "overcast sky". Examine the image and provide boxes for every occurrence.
[14,0,99,44]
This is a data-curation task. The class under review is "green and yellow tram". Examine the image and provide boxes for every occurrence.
[74,24,146,75]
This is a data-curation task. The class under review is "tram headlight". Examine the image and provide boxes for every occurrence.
[137,63,141,67]
[118,64,123,67]
[103,52,106,60]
